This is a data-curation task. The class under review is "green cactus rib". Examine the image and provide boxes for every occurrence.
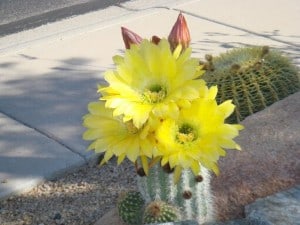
[202,46,300,123]
[142,200,181,224]
[137,164,215,224]
[117,191,145,225]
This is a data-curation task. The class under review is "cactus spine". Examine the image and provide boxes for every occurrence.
[117,191,145,225]
[201,46,300,123]
[142,201,181,224]
[137,164,214,224]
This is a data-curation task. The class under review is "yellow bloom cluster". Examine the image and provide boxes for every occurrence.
[83,39,243,178]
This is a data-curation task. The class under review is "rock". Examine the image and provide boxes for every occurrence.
[203,218,270,225]
[204,185,300,225]
[145,221,199,225]
[245,185,300,225]
[93,208,126,225]
[203,219,249,225]
[53,212,62,220]
[211,91,300,220]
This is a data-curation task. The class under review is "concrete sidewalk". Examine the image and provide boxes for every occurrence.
[0,0,299,199]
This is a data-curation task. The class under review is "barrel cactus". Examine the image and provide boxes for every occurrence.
[117,191,145,224]
[201,46,300,123]
[142,200,181,224]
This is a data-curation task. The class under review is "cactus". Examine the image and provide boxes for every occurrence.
[201,46,300,123]
[137,164,214,224]
[142,200,181,224]
[117,191,145,225]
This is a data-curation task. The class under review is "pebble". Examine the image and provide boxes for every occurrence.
[53,213,62,220]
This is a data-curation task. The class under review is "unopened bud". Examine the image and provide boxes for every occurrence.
[136,167,146,177]
[162,163,174,174]
[261,46,269,57]
[205,54,213,62]
[151,35,161,45]
[182,190,192,199]
[231,64,241,72]
[168,13,191,51]
[121,27,143,49]
[195,175,203,182]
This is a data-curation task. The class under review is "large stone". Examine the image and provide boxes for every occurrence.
[93,208,126,225]
[245,185,300,225]
[204,219,247,225]
[203,218,270,225]
[146,221,199,225]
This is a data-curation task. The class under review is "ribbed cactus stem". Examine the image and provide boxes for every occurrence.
[137,164,215,224]
[117,191,145,225]
[202,46,300,123]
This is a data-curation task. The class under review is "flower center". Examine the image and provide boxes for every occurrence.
[143,84,167,104]
[125,120,139,134]
[176,123,197,144]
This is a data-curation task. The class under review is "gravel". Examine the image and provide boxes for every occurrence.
[0,157,137,225]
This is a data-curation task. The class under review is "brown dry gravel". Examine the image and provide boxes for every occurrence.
[0,157,137,225]
[0,154,299,225]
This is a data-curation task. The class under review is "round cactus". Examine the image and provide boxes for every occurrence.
[142,200,181,224]
[201,46,300,123]
[117,191,145,225]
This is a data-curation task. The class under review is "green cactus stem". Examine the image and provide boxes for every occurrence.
[201,46,300,123]
[137,164,214,224]
[142,200,181,224]
[117,191,145,225]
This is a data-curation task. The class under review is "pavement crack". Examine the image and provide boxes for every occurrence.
[0,110,88,163]
[173,8,300,48]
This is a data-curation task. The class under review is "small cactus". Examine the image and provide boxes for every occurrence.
[117,191,145,225]
[201,46,300,123]
[142,200,181,224]
[137,164,214,224]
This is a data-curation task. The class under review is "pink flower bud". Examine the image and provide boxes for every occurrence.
[168,13,191,50]
[121,27,143,49]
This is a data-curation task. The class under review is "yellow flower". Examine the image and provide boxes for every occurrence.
[155,86,243,179]
[82,101,155,169]
[100,39,205,129]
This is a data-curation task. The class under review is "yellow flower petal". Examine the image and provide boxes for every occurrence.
[117,153,126,165]
[155,95,243,175]
[173,44,182,59]
[82,101,154,165]
[173,166,182,184]
[98,39,205,127]
[141,156,149,175]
